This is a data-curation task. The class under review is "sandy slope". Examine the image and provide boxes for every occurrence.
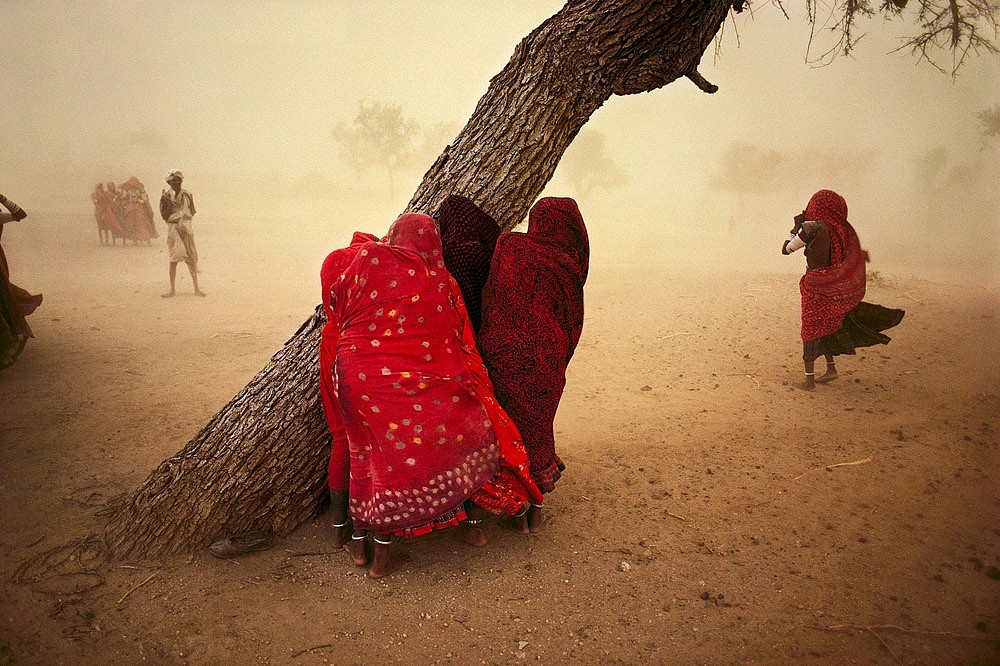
[0,210,997,666]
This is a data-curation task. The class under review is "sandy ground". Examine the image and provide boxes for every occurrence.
[1,208,998,666]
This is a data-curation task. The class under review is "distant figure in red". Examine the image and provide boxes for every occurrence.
[0,193,42,369]
[478,197,590,533]
[434,194,501,333]
[119,177,158,244]
[91,183,113,245]
[103,181,127,245]
[782,189,904,390]
[320,213,542,578]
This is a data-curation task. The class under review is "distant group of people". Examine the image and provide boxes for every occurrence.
[318,195,589,577]
[0,168,203,370]
[91,178,158,245]
[90,170,204,297]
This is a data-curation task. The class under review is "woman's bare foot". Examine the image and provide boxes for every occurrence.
[344,534,370,566]
[500,510,529,535]
[160,291,175,298]
[457,522,488,547]
[195,289,207,297]
[799,375,815,391]
[368,538,407,579]
[331,522,352,549]
[816,367,838,383]
[527,505,545,533]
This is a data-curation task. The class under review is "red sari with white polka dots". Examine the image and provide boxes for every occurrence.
[325,214,541,537]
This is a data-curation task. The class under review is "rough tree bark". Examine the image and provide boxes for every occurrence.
[102,0,735,558]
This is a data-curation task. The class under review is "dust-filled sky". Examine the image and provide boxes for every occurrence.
[2,1,998,283]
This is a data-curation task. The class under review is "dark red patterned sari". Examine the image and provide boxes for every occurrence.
[478,197,589,493]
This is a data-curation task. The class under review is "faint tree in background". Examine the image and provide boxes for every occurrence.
[330,101,419,194]
[560,130,630,198]
[709,142,787,194]
[124,126,170,153]
[910,146,978,191]
[911,146,951,188]
[103,0,1000,559]
[708,141,876,195]
[978,102,1000,137]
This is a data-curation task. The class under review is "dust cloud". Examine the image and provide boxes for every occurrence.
[2,1,998,287]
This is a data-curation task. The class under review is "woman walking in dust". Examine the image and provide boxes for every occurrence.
[782,189,904,390]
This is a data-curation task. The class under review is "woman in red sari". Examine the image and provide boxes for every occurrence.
[103,182,127,245]
[478,197,590,533]
[782,189,904,390]
[320,230,378,557]
[322,213,541,578]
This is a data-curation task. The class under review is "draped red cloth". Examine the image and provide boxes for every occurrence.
[91,187,111,235]
[320,231,379,494]
[799,190,869,342]
[323,214,540,537]
[101,188,127,240]
[478,197,589,493]
[120,177,158,241]
[435,195,500,332]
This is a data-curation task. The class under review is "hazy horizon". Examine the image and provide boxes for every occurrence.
[3,1,998,284]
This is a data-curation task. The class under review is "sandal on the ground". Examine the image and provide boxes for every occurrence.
[208,530,273,558]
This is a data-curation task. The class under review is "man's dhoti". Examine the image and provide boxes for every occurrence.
[166,220,199,270]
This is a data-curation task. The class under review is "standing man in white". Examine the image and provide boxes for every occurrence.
[159,169,205,298]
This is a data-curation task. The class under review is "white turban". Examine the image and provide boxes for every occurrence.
[165,169,184,182]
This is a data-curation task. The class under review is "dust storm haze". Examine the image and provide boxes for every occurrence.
[2,0,998,295]
[3,7,1000,663]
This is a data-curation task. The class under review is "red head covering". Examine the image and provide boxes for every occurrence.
[799,189,868,341]
[528,196,590,282]
[435,195,501,332]
[385,212,444,264]
[804,189,849,265]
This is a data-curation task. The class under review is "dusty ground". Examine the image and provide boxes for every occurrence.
[1,209,998,666]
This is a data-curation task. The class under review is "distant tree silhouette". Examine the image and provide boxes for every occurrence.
[978,103,1000,137]
[330,101,418,193]
[911,146,951,189]
[708,142,877,195]
[561,130,630,198]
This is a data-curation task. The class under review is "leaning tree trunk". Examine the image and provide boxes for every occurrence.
[103,0,737,558]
